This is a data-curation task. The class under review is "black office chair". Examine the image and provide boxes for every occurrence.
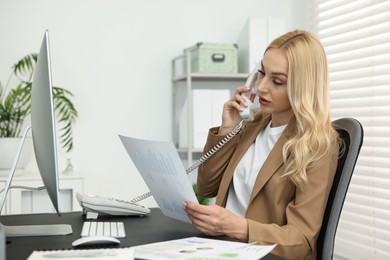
[317,118,364,260]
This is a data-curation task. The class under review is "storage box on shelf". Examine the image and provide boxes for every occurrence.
[184,42,239,74]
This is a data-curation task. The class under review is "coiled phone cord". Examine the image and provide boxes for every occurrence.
[130,119,246,204]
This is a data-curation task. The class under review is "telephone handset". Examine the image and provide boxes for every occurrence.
[239,62,261,121]
[78,64,262,214]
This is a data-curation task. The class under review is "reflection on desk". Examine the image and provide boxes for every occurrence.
[1,208,282,260]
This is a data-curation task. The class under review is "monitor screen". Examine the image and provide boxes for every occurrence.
[31,30,60,215]
[0,30,72,237]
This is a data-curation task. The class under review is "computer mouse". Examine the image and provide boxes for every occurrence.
[72,236,120,247]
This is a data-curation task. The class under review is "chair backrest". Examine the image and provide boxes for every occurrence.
[317,118,364,260]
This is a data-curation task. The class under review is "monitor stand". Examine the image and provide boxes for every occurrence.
[0,126,72,237]
[0,222,72,237]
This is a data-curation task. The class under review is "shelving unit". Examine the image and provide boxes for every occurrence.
[171,51,248,169]
[0,171,84,215]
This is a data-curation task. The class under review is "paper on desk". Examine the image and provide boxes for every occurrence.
[119,135,198,223]
[27,247,134,260]
[133,236,277,260]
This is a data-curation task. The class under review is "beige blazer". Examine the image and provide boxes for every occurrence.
[197,112,338,260]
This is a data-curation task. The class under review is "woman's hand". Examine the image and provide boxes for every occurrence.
[184,201,248,242]
[219,86,252,135]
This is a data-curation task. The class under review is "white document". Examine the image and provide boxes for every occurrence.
[119,135,198,223]
[133,236,277,260]
[27,248,134,260]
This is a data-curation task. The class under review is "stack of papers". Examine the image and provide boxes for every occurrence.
[27,237,276,260]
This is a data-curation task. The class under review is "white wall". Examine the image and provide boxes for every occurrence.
[0,0,307,207]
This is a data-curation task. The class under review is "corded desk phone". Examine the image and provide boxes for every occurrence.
[78,63,261,217]
[76,193,150,219]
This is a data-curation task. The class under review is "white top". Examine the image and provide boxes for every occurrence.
[226,121,287,217]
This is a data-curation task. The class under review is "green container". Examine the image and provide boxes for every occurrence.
[185,42,238,73]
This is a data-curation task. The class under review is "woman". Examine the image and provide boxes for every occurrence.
[184,30,341,260]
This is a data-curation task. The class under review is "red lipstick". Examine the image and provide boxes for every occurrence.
[259,97,270,106]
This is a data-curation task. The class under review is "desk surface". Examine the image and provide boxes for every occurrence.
[2,208,281,260]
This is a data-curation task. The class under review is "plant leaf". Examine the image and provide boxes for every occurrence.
[12,54,38,81]
[1,54,78,153]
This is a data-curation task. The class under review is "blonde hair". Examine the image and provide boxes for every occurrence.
[266,30,339,187]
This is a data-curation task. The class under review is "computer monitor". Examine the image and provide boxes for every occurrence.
[31,30,61,215]
[0,30,72,237]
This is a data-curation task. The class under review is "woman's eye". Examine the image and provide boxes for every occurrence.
[273,80,283,85]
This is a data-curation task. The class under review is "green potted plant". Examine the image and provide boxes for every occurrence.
[0,53,78,169]
[192,183,210,205]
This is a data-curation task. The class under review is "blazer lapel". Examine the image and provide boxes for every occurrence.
[217,115,271,206]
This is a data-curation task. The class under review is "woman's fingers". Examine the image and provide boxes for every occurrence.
[233,86,251,107]
[184,202,225,235]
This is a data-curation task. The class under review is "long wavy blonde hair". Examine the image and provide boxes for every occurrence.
[266,30,340,187]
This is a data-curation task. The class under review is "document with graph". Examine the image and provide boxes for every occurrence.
[119,135,198,223]
[133,237,277,260]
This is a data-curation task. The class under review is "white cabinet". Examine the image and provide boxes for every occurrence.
[0,171,84,215]
[172,52,248,169]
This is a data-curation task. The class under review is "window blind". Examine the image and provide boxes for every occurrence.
[312,0,390,259]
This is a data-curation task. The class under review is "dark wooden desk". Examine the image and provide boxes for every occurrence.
[2,208,282,260]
